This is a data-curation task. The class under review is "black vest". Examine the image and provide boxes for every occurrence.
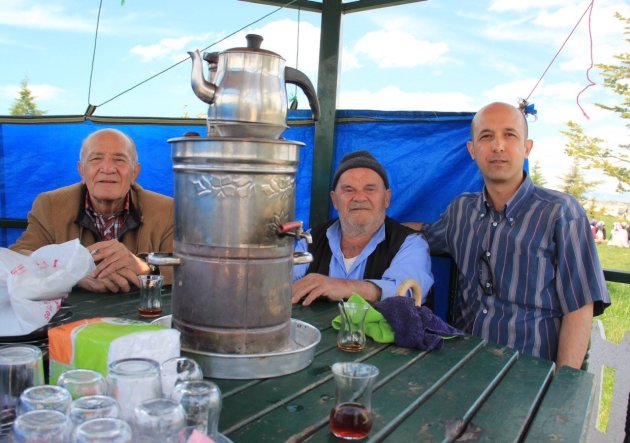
[305,216,416,279]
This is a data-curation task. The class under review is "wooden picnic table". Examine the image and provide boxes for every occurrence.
[65,287,595,442]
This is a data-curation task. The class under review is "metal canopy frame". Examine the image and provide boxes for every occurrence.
[239,0,428,227]
[240,0,426,14]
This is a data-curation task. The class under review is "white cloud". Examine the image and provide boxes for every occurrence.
[341,47,361,71]
[1,82,64,104]
[248,20,321,73]
[481,78,541,104]
[130,36,197,62]
[351,29,450,69]
[339,86,474,111]
[0,0,94,32]
[489,0,581,12]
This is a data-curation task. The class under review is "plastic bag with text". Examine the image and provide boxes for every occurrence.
[0,239,95,336]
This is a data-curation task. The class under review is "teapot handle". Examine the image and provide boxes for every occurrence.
[285,67,320,121]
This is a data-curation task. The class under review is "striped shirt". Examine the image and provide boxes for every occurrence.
[424,176,610,361]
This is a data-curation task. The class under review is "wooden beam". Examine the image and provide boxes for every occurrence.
[238,0,428,14]
[237,0,322,13]
[343,0,427,14]
[310,0,342,228]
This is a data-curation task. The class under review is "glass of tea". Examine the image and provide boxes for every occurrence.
[137,275,164,318]
[329,362,379,440]
[337,302,369,352]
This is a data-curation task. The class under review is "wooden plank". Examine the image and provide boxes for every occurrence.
[291,303,339,331]
[379,342,518,442]
[226,335,483,442]
[217,330,389,433]
[463,354,554,441]
[524,366,595,442]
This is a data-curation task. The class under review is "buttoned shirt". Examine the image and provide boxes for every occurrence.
[293,220,434,301]
[84,191,130,241]
[424,176,610,361]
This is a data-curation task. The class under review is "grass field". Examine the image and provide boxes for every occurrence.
[588,212,630,432]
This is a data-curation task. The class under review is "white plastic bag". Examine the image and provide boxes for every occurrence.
[0,239,95,336]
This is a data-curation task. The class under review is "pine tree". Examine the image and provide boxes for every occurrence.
[560,159,600,202]
[9,78,46,116]
[529,160,548,187]
[563,13,629,192]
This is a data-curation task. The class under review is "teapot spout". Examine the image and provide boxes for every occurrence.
[188,50,217,105]
[285,67,320,121]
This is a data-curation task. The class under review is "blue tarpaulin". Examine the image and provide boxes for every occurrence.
[0,109,490,320]
[0,109,482,247]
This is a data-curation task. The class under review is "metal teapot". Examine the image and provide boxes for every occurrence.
[189,34,320,138]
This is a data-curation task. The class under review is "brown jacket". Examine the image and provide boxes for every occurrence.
[10,183,174,284]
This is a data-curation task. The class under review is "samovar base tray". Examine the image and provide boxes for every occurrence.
[151,316,321,379]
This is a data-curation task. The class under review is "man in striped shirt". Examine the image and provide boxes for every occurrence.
[423,102,610,369]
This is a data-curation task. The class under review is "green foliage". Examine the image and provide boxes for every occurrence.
[9,78,46,116]
[563,13,630,193]
[529,160,547,186]
[596,12,630,138]
[559,159,600,201]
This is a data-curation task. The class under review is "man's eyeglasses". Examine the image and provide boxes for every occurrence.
[478,251,494,295]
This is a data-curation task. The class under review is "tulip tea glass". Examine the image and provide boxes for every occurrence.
[74,417,132,443]
[171,380,225,438]
[11,409,71,443]
[133,398,186,443]
[69,395,120,427]
[137,274,164,318]
[160,356,203,397]
[0,345,45,433]
[329,362,379,440]
[337,302,369,352]
[57,368,107,399]
[107,358,162,422]
[18,385,72,416]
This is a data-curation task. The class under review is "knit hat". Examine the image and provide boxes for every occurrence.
[332,150,390,190]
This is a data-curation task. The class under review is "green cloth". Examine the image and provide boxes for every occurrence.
[331,293,395,343]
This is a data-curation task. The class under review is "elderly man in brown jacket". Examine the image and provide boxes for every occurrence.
[11,128,173,293]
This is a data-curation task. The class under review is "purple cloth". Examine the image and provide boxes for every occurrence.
[374,296,464,351]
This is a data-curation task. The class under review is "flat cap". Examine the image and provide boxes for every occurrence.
[332,150,389,190]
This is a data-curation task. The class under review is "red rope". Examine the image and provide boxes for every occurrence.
[525,0,596,111]
[576,1,596,119]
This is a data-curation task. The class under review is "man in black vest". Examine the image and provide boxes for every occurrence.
[292,150,433,306]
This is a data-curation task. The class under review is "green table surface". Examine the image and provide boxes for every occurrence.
[63,288,594,443]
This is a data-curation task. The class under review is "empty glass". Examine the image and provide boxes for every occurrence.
[107,358,162,422]
[0,345,45,434]
[337,302,370,352]
[57,369,107,399]
[329,362,379,440]
[160,356,203,397]
[12,409,71,443]
[171,380,218,434]
[74,417,132,443]
[133,398,185,443]
[69,395,120,427]
[18,385,72,415]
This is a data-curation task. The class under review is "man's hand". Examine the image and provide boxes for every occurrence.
[88,240,150,289]
[291,273,381,306]
[77,273,131,293]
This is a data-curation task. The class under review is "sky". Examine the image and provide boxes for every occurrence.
[0,0,629,201]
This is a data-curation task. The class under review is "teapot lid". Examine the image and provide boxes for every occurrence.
[222,34,283,58]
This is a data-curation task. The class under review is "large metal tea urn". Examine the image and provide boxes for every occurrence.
[150,35,319,379]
